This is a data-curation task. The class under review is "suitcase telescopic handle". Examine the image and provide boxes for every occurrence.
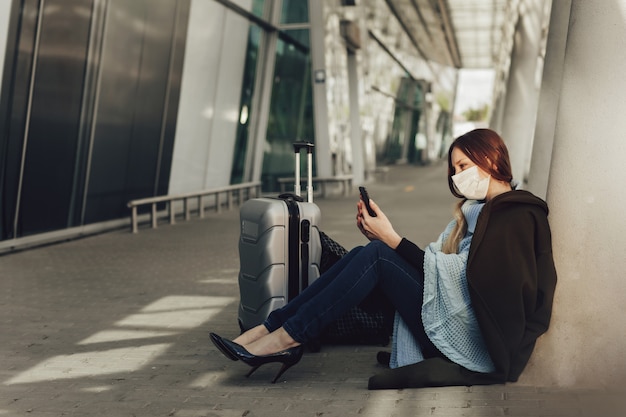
[293,142,314,153]
[293,142,314,203]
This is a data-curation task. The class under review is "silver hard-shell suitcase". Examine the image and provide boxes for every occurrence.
[237,142,322,332]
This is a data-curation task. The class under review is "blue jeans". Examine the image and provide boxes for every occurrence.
[264,240,441,357]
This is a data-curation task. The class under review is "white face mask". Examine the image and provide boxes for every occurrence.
[451,165,490,200]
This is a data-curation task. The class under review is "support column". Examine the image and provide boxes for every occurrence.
[489,85,506,134]
[526,0,570,199]
[308,1,332,178]
[498,0,547,184]
[251,1,280,183]
[347,50,365,185]
[520,0,626,388]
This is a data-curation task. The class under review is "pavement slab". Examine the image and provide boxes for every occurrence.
[1,163,624,417]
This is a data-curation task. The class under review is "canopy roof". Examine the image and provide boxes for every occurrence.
[386,0,509,68]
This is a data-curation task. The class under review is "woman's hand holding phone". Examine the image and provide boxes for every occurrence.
[359,187,377,217]
[356,187,402,249]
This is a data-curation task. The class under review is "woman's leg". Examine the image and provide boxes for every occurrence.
[263,246,365,332]
[234,246,364,346]
[279,242,431,341]
[374,261,442,359]
[245,240,441,357]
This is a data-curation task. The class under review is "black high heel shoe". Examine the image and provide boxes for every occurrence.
[220,338,303,383]
[209,332,239,361]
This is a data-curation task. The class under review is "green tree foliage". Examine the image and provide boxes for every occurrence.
[462,104,490,121]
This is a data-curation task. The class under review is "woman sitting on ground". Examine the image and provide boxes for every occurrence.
[210,128,557,389]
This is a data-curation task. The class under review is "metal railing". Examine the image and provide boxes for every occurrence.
[277,174,353,197]
[127,182,261,233]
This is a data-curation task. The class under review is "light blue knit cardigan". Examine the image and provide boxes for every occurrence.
[390,200,496,373]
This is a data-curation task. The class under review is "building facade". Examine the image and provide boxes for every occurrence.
[0,0,456,247]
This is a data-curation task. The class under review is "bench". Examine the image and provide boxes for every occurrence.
[277,174,354,198]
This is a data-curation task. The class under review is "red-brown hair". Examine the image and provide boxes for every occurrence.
[447,128,513,198]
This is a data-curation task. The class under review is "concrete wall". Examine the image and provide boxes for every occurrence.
[520,0,626,388]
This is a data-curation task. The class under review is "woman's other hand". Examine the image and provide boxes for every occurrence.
[356,199,402,249]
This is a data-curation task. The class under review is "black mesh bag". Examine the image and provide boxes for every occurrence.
[317,231,393,346]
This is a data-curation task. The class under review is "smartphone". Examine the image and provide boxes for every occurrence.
[358,186,377,217]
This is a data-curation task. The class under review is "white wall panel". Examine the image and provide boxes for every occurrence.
[169,0,251,194]
[204,4,250,188]
[169,0,224,193]
[0,0,12,99]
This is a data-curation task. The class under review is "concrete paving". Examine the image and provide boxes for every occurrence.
[1,162,624,417]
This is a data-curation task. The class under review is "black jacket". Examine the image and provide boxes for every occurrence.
[369,190,557,389]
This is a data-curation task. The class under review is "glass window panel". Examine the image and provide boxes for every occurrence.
[252,0,265,18]
[231,24,263,184]
[280,28,309,49]
[365,39,430,164]
[280,0,309,24]
[262,29,314,192]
